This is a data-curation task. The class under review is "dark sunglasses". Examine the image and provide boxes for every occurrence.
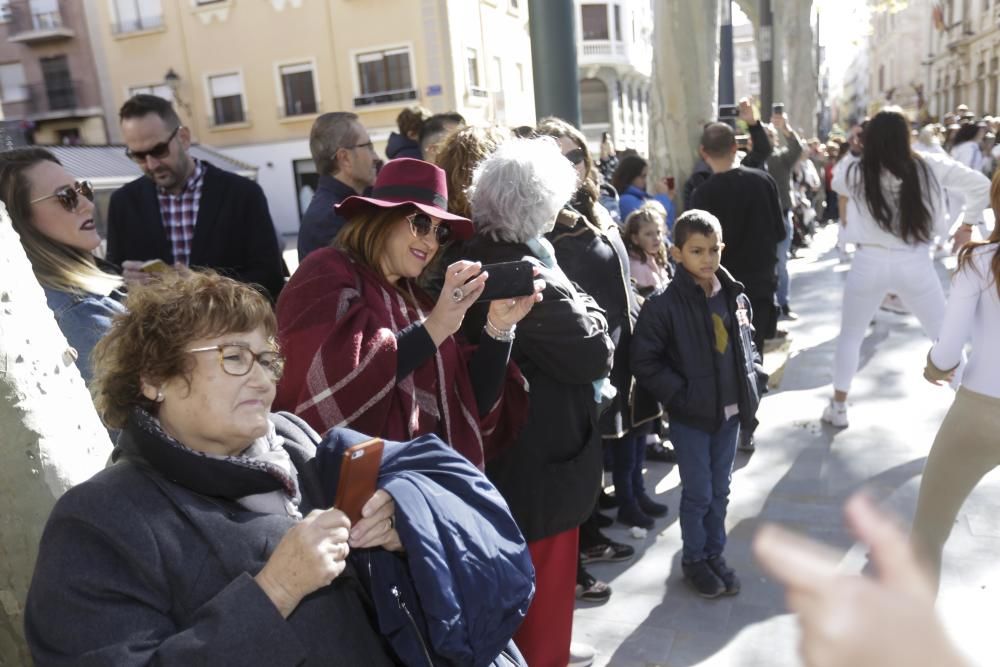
[564,148,586,166]
[125,125,181,163]
[407,212,452,244]
[30,180,94,212]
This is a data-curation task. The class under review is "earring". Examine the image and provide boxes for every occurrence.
[156,391,164,403]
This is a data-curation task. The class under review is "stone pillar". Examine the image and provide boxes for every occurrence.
[527,0,581,125]
[0,201,112,662]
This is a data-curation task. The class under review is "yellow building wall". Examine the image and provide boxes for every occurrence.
[90,0,536,147]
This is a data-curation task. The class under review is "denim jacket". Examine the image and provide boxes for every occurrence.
[44,286,126,386]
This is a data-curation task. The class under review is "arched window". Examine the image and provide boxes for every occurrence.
[580,77,610,124]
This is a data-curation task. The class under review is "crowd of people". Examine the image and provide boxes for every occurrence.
[5,92,998,667]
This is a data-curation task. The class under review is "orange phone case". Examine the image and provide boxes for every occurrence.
[332,438,384,524]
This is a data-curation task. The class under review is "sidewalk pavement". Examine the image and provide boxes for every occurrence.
[572,226,1000,666]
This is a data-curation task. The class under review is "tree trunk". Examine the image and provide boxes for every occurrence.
[648,0,719,212]
[735,0,818,136]
[0,202,112,663]
[779,0,819,137]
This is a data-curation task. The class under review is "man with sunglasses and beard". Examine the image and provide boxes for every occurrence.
[106,95,286,301]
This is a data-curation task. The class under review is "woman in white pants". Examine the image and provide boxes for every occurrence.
[823,107,990,427]
[912,191,1000,592]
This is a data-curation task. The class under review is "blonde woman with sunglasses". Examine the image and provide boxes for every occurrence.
[275,158,541,469]
[0,147,124,385]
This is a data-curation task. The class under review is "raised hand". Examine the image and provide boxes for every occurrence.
[425,260,487,346]
[754,494,967,667]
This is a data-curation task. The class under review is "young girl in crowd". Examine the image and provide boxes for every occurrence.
[624,202,673,297]
[911,172,1000,593]
[824,107,990,427]
[0,148,125,386]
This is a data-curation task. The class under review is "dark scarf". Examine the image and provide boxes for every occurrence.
[115,407,301,516]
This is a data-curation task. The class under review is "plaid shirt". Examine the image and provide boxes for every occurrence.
[157,159,206,266]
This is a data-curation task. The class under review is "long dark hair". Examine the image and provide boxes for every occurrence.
[956,169,1000,299]
[849,107,936,245]
[611,155,647,196]
[951,123,980,147]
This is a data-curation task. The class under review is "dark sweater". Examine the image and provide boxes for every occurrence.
[690,166,786,299]
[297,174,358,262]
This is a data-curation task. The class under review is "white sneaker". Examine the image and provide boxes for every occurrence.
[821,400,849,428]
[568,642,596,667]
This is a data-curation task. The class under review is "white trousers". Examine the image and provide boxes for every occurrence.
[833,245,946,393]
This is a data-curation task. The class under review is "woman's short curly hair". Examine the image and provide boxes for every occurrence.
[434,125,510,217]
[468,137,577,243]
[91,271,277,428]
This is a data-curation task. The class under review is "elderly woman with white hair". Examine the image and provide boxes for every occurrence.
[461,138,615,667]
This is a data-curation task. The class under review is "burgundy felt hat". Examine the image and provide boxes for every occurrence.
[334,158,473,240]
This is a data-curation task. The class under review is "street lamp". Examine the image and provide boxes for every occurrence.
[163,68,192,116]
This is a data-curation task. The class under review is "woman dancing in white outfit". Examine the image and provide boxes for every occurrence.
[911,175,1000,591]
[823,107,990,427]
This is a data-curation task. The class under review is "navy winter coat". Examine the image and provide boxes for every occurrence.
[630,265,767,435]
[316,430,533,667]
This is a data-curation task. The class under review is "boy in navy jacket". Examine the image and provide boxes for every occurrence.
[630,210,766,598]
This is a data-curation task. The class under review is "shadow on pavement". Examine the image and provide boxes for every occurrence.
[601,419,926,666]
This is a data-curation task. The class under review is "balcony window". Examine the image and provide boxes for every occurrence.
[27,0,60,30]
[466,48,481,89]
[580,78,610,124]
[354,46,416,106]
[40,54,75,110]
[112,0,162,34]
[612,4,621,41]
[208,72,245,125]
[0,62,28,103]
[0,2,11,22]
[279,62,318,116]
[581,4,608,41]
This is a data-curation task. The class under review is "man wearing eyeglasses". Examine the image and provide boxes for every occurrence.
[106,94,286,301]
[297,111,378,262]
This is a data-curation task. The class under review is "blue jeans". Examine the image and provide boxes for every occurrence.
[776,210,793,308]
[671,417,740,562]
[611,426,649,504]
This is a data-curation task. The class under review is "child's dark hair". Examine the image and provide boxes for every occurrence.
[623,203,669,269]
[673,209,723,248]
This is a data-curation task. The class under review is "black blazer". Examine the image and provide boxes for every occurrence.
[106,162,286,301]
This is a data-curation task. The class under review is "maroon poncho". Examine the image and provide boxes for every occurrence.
[274,248,528,469]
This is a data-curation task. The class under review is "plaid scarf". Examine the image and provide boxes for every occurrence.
[274,248,528,469]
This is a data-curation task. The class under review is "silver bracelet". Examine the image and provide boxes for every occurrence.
[484,317,515,342]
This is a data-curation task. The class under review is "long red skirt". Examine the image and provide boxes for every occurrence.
[513,527,579,667]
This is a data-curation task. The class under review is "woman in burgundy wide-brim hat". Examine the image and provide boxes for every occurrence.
[273,157,541,470]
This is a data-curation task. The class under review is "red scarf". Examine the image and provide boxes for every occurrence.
[274,248,528,468]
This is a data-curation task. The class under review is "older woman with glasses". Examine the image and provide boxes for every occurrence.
[274,157,540,468]
[0,147,124,386]
[25,271,533,666]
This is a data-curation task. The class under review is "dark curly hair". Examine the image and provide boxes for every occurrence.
[91,271,277,428]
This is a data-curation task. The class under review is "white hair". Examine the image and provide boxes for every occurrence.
[468,137,578,243]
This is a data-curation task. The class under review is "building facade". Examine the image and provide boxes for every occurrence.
[86,0,536,236]
[837,40,871,127]
[575,0,653,154]
[867,0,933,121]
[928,0,1000,118]
[0,0,109,146]
[732,22,759,103]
